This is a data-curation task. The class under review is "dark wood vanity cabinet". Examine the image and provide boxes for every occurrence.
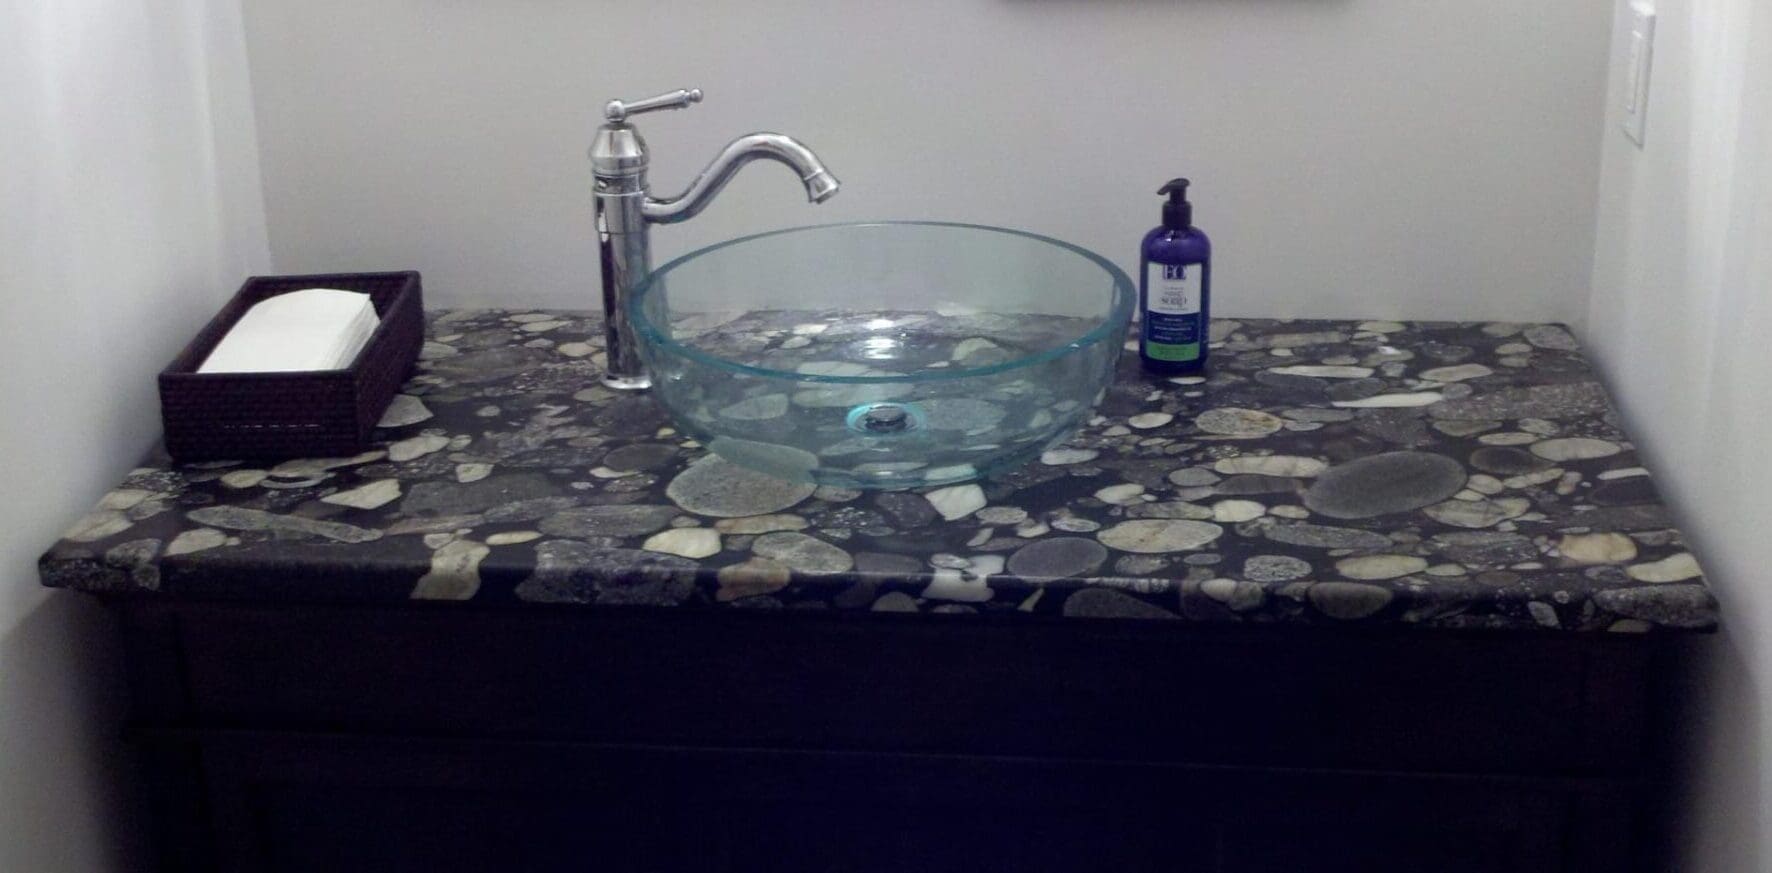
[117,599,1663,873]
[47,315,1706,871]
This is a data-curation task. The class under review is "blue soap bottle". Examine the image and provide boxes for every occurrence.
[1139,178,1211,374]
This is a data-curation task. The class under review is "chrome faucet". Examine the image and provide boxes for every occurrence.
[589,88,840,390]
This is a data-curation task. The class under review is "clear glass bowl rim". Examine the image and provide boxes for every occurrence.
[629,221,1135,385]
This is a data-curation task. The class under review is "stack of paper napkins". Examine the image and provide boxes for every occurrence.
[198,288,381,374]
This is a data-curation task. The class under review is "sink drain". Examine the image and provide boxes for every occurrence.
[847,402,924,436]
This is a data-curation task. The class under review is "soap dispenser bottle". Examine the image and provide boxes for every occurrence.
[1139,178,1211,374]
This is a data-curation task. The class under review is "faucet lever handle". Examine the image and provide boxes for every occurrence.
[604,88,703,123]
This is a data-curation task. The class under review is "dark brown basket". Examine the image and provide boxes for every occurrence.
[159,271,423,462]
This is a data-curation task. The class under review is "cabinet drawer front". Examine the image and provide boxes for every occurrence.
[190,732,1588,873]
[156,603,1645,775]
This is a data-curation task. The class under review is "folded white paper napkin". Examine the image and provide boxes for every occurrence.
[197,288,380,374]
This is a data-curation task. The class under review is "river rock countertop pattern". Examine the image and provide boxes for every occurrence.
[40,311,1717,632]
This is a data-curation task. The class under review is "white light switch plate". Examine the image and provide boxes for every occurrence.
[1622,2,1655,147]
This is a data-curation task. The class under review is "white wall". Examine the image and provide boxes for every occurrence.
[241,0,1612,323]
[1582,0,1772,868]
[0,1,269,870]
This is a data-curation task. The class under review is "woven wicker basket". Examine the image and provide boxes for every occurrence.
[159,271,423,462]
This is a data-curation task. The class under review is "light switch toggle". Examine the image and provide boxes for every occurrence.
[1622,2,1655,147]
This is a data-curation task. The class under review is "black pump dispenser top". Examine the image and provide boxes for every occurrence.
[1159,178,1192,231]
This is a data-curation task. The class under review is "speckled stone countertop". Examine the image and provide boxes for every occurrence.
[39,311,1718,632]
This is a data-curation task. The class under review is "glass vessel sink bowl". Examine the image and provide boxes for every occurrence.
[632,222,1134,489]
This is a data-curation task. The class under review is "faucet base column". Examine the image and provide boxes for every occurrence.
[601,372,652,391]
[595,196,653,392]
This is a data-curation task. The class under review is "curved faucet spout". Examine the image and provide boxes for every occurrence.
[642,132,840,225]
